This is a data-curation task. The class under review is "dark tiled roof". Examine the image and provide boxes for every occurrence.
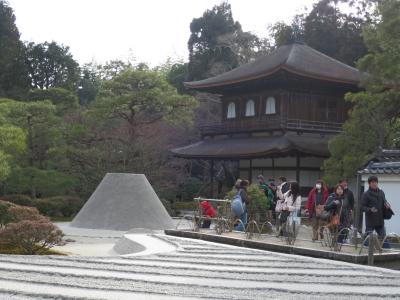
[170,132,331,159]
[185,43,361,90]
[359,149,400,174]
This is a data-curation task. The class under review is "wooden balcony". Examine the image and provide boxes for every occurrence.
[199,117,343,137]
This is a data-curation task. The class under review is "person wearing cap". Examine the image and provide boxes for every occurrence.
[257,175,274,222]
[361,175,387,239]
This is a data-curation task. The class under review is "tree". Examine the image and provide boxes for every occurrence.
[0,1,29,98]
[0,99,73,198]
[187,2,262,80]
[25,41,80,90]
[269,0,369,66]
[324,0,400,183]
[78,66,100,105]
[28,87,79,115]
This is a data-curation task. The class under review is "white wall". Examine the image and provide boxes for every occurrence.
[362,174,400,234]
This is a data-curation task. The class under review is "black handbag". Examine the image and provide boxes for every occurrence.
[279,210,290,223]
[383,201,394,220]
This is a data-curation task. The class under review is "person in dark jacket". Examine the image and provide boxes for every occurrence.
[257,175,274,222]
[306,180,329,241]
[200,201,216,228]
[361,175,386,239]
[234,180,250,231]
[339,179,355,228]
[325,184,346,243]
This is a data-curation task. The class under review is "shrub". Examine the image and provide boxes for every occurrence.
[0,201,13,228]
[34,196,84,217]
[1,194,33,206]
[226,184,268,218]
[174,201,197,211]
[0,202,64,254]
[0,220,63,254]
[8,206,46,223]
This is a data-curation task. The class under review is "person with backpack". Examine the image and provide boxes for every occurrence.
[257,175,274,222]
[306,179,329,241]
[233,180,250,231]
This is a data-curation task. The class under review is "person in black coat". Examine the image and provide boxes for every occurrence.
[361,175,386,239]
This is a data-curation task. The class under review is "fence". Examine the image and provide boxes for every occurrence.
[174,197,400,266]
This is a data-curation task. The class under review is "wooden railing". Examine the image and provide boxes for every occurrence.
[199,117,343,137]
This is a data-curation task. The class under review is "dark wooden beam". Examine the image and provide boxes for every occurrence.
[239,166,321,172]
[296,153,300,183]
[210,160,214,198]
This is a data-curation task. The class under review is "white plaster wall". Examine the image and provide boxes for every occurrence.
[362,174,400,234]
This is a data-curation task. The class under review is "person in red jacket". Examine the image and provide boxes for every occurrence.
[306,180,329,241]
[200,201,216,228]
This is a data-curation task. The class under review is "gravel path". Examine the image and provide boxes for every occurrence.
[0,234,400,299]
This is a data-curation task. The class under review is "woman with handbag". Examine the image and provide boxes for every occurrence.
[306,180,329,241]
[280,182,302,236]
[324,184,346,244]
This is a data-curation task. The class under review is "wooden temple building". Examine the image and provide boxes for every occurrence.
[171,43,361,196]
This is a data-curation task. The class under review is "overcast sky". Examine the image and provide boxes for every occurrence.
[8,0,318,66]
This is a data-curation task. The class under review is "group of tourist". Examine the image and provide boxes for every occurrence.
[227,174,391,244]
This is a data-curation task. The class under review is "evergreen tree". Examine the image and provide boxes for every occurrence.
[324,0,400,183]
[0,1,28,98]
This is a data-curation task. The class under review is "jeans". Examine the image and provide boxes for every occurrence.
[201,219,211,229]
[234,211,247,231]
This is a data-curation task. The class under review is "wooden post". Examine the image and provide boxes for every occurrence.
[368,232,375,266]
[210,160,214,198]
[249,159,253,183]
[354,172,362,245]
[296,153,300,183]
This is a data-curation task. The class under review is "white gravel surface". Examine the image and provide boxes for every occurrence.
[1,222,400,299]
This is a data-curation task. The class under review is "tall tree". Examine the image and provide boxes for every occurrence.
[187,2,262,81]
[25,41,80,91]
[324,0,400,183]
[0,1,28,98]
[269,0,370,66]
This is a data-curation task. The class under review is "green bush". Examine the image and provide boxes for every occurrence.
[174,201,197,211]
[1,194,33,207]
[34,196,83,217]
[226,184,268,215]
[0,201,13,228]
[5,167,76,197]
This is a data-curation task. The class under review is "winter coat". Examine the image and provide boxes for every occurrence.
[277,182,289,200]
[200,201,216,218]
[239,188,250,206]
[282,191,302,225]
[361,188,386,228]
[306,187,329,218]
[325,193,353,228]
[259,183,274,209]
[341,188,354,227]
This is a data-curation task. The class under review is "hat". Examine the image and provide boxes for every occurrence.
[257,174,265,181]
[368,175,378,184]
